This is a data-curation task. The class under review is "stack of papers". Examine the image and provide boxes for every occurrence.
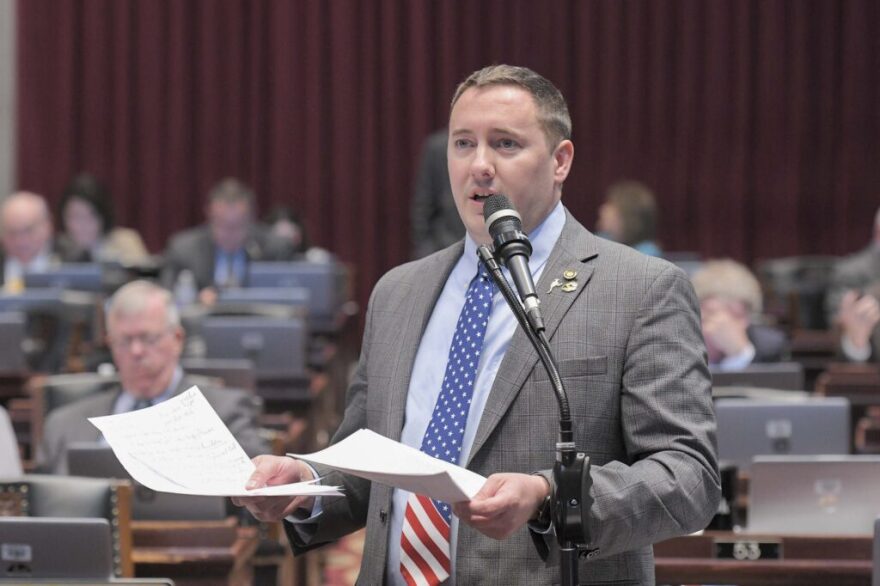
[89,386,340,497]
[91,386,486,502]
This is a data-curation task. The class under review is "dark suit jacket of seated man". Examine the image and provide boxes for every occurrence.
[234,64,720,586]
[160,177,295,299]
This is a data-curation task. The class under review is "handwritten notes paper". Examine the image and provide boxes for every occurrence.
[291,429,486,503]
[89,386,341,498]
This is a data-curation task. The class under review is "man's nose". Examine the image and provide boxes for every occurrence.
[470,145,495,180]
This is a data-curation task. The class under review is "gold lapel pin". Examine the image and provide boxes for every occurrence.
[563,269,578,281]
[561,281,578,293]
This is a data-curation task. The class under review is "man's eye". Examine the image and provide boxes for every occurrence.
[498,139,519,149]
[454,139,473,149]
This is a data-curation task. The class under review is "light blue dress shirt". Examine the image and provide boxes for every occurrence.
[213,249,247,288]
[385,202,566,585]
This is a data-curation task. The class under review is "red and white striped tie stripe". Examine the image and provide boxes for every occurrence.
[400,493,451,585]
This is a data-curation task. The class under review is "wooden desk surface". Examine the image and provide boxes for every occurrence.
[131,519,259,586]
[654,531,873,586]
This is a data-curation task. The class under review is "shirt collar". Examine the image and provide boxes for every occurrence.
[116,366,184,413]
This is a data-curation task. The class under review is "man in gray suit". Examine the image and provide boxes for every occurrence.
[161,177,294,305]
[236,65,719,585]
[37,280,267,474]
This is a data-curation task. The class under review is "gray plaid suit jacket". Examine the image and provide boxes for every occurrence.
[287,210,720,585]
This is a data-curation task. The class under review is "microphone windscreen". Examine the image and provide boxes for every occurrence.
[482,194,514,222]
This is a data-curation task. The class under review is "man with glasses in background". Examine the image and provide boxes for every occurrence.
[36,279,267,474]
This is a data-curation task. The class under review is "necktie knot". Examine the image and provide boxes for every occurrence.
[132,398,153,411]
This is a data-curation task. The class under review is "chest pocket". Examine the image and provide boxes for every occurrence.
[533,356,607,381]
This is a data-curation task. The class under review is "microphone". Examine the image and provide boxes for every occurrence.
[482,194,545,333]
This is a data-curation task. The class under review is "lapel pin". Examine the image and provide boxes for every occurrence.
[563,269,578,281]
[561,281,578,293]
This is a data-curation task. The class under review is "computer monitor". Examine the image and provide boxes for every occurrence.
[201,316,308,379]
[747,455,880,535]
[715,397,851,469]
[217,286,310,312]
[0,517,113,579]
[66,443,228,521]
[0,311,27,372]
[24,263,106,292]
[710,362,805,391]
[246,261,348,332]
[0,289,65,313]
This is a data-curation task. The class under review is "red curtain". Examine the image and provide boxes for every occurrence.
[16,0,880,315]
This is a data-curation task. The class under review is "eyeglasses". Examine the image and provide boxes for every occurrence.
[108,330,172,351]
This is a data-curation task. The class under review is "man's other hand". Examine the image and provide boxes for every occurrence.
[452,473,550,540]
[231,455,316,522]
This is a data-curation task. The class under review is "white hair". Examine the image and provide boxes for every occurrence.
[106,280,180,330]
[691,259,763,315]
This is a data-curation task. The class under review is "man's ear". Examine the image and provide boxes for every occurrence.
[553,140,574,184]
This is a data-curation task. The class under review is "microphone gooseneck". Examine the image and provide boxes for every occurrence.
[478,197,590,586]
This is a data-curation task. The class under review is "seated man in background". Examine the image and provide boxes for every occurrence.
[36,280,268,474]
[595,179,661,257]
[827,207,880,362]
[1,192,58,293]
[691,259,789,370]
[161,178,293,305]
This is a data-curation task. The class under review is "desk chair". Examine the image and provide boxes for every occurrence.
[0,474,133,577]
[27,371,119,461]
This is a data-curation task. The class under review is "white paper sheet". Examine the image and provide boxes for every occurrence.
[88,386,342,498]
[290,429,486,503]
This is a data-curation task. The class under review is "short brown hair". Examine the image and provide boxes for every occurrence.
[450,64,571,150]
[605,180,658,246]
[207,177,255,208]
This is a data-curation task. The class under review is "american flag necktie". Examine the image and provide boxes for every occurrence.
[400,265,494,586]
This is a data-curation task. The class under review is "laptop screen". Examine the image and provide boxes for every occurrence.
[748,455,880,535]
[201,316,308,380]
[0,517,113,579]
[715,397,851,469]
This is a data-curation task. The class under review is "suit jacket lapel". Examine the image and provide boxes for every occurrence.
[385,242,465,440]
[467,212,599,464]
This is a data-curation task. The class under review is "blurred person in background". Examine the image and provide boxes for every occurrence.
[691,259,789,370]
[410,128,465,258]
[161,178,294,305]
[595,179,661,257]
[265,205,332,263]
[57,173,150,266]
[0,191,57,293]
[827,207,880,362]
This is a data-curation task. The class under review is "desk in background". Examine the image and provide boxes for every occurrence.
[654,531,872,586]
